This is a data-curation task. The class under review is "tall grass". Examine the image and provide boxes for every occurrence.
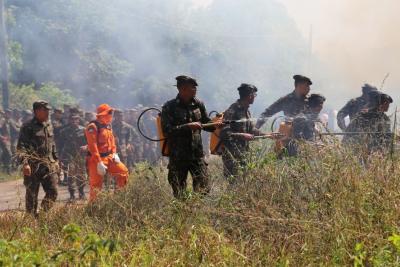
[1,143,400,266]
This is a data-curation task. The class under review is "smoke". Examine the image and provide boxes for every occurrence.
[279,0,400,109]
[8,0,313,115]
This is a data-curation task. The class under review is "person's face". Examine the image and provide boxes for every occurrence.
[295,82,310,96]
[380,101,390,112]
[311,103,324,114]
[178,83,197,100]
[243,92,257,105]
[97,110,114,124]
[34,107,50,122]
[70,117,80,127]
[54,112,63,120]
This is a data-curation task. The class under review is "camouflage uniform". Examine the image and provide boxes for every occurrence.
[220,100,261,179]
[0,119,13,174]
[128,110,144,163]
[59,122,87,199]
[342,110,392,154]
[257,91,308,128]
[161,96,214,198]
[17,116,59,215]
[288,112,320,156]
[112,119,138,169]
[292,113,320,141]
[336,96,368,131]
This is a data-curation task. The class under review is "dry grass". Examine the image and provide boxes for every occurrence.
[1,143,400,266]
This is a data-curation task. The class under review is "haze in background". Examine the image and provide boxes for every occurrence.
[279,0,400,106]
[7,0,398,113]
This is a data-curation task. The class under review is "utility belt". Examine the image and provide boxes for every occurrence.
[87,151,112,158]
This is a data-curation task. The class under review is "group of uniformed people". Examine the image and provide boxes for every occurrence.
[160,75,394,198]
[14,74,395,215]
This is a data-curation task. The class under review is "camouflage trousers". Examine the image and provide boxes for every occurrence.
[24,165,58,215]
[0,142,12,174]
[64,161,86,199]
[167,158,210,199]
[222,153,243,181]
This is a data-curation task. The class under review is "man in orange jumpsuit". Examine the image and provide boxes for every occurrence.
[85,104,129,201]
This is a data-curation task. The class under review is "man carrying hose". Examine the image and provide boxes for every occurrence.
[161,75,223,199]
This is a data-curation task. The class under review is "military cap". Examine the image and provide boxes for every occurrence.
[53,108,63,113]
[362,84,378,94]
[175,75,198,87]
[33,100,52,111]
[293,75,312,85]
[308,94,326,107]
[237,83,258,97]
[380,93,393,104]
[367,91,392,108]
[69,107,80,115]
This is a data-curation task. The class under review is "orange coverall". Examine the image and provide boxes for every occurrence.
[85,120,128,201]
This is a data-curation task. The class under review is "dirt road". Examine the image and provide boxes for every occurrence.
[0,179,87,212]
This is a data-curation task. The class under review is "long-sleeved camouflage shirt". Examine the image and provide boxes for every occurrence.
[342,109,392,153]
[337,96,367,131]
[59,124,86,161]
[17,117,58,167]
[161,95,214,161]
[112,121,138,159]
[257,91,308,127]
[220,100,261,156]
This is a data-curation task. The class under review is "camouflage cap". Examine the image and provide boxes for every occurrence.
[33,100,52,111]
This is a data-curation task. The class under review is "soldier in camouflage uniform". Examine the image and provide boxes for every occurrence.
[5,109,20,162]
[161,75,222,198]
[220,84,265,181]
[59,115,87,201]
[112,109,138,171]
[256,75,312,129]
[84,112,96,126]
[337,84,378,131]
[289,94,326,156]
[343,91,393,155]
[127,108,144,164]
[0,110,18,174]
[51,108,66,185]
[17,101,59,216]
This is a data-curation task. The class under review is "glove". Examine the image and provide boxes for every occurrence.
[97,162,108,176]
[113,153,121,163]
